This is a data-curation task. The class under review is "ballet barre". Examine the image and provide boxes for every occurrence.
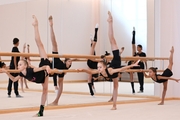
[2,69,164,73]
[0,52,169,61]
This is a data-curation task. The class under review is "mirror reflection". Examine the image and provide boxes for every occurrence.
[0,0,156,101]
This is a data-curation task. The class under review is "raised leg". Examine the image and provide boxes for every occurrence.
[49,16,58,52]
[167,46,174,70]
[32,15,47,59]
[89,24,98,56]
[107,11,118,51]
[132,27,136,56]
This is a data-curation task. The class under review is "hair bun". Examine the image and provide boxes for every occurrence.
[101,55,105,59]
[105,51,110,56]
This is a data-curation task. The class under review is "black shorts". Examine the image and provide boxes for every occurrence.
[51,52,62,69]
[51,52,67,78]
[39,58,51,67]
[162,68,173,77]
[156,68,173,83]
[0,61,2,68]
[87,59,97,69]
[107,50,121,78]
[92,73,98,78]
[109,49,121,69]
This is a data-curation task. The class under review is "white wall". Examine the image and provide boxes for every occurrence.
[0,0,32,5]
[154,0,180,98]
[0,0,147,82]
[0,0,100,81]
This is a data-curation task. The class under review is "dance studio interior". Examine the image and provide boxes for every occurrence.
[0,0,180,120]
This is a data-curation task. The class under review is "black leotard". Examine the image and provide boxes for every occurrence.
[101,49,121,79]
[19,58,50,84]
[51,52,70,78]
[151,68,173,83]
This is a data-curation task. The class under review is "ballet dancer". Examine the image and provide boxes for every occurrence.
[1,15,51,117]
[143,46,179,105]
[77,11,140,110]
[48,16,73,105]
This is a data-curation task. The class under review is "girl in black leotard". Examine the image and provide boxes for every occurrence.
[48,16,73,106]
[143,46,179,105]
[78,11,139,110]
[1,16,51,117]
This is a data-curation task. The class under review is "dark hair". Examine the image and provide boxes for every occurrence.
[99,55,107,66]
[0,62,6,68]
[64,58,71,63]
[13,38,19,45]
[105,51,110,56]
[149,67,158,73]
[64,58,71,68]
[137,44,142,49]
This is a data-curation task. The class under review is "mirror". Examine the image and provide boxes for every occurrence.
[0,0,155,100]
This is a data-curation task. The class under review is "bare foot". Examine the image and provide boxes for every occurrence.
[32,15,38,26]
[26,86,29,89]
[49,15,53,26]
[170,46,174,53]
[111,107,117,110]
[107,11,113,22]
[48,102,58,106]
[108,98,113,102]
[158,102,164,105]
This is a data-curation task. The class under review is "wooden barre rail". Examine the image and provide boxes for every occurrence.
[0,59,87,62]
[2,69,164,73]
[0,52,169,60]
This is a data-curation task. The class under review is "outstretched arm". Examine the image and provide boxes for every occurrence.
[110,60,140,73]
[157,76,180,82]
[77,68,99,74]
[1,68,21,82]
[33,65,51,73]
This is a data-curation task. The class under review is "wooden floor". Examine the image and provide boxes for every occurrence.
[0,80,179,120]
